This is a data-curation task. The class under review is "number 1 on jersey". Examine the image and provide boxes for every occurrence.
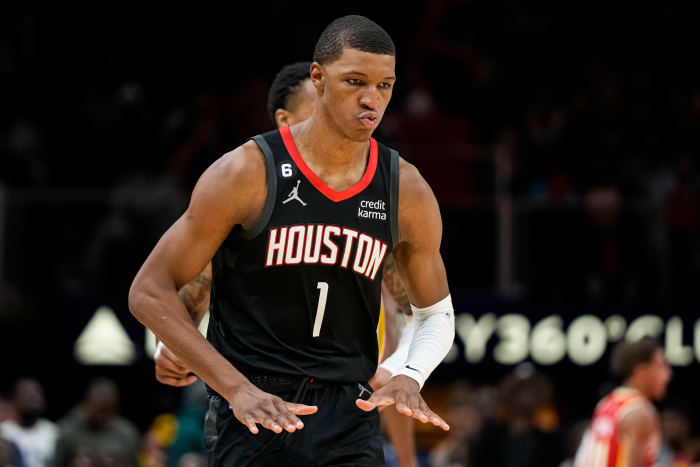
[313,282,329,337]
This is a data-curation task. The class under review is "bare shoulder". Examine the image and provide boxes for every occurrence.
[398,158,436,207]
[188,140,267,230]
[397,158,441,245]
[619,400,657,434]
[200,140,266,188]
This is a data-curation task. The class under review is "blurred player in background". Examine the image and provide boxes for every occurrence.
[154,60,420,466]
[574,337,672,467]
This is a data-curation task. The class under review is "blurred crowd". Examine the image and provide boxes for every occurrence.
[2,370,699,467]
[4,3,700,466]
[0,377,207,467]
[2,3,700,305]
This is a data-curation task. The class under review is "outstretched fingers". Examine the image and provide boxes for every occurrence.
[270,400,304,432]
[393,392,450,431]
[394,392,413,417]
[243,415,259,434]
[259,414,284,434]
[235,399,318,435]
[355,393,395,412]
[421,404,450,431]
[285,402,318,416]
[405,396,449,430]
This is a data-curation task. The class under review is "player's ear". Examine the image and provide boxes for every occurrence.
[310,62,325,92]
[275,109,292,128]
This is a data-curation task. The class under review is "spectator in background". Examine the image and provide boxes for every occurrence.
[0,395,24,466]
[657,408,693,466]
[471,366,563,467]
[175,453,206,467]
[0,394,15,422]
[166,382,206,466]
[582,178,652,298]
[0,437,26,467]
[557,420,589,467]
[137,381,207,467]
[429,382,485,467]
[53,378,139,467]
[664,154,700,299]
[0,378,57,467]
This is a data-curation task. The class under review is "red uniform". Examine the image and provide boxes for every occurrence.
[574,388,658,467]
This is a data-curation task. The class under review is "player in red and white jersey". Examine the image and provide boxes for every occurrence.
[574,337,672,467]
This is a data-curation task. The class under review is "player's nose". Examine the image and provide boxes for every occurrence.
[358,90,379,110]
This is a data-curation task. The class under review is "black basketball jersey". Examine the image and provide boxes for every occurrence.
[207,126,399,384]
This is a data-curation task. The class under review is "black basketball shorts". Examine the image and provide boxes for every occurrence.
[204,377,384,466]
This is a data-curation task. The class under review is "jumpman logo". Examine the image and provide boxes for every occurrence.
[357,383,372,399]
[282,180,307,206]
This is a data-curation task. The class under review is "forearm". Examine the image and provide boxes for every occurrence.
[130,281,243,400]
[381,406,417,467]
[177,265,211,326]
[396,295,455,388]
[382,254,411,312]
[379,318,415,375]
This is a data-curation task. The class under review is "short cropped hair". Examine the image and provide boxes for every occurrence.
[610,337,660,381]
[266,61,313,124]
[313,15,395,65]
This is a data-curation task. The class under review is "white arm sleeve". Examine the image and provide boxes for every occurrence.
[395,294,455,389]
[378,317,415,375]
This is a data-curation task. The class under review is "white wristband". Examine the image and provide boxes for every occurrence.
[379,318,415,375]
[395,294,455,389]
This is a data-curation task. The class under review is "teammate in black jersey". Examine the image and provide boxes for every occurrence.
[130,16,454,466]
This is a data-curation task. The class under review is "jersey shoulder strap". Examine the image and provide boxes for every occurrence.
[237,132,277,240]
[388,147,400,251]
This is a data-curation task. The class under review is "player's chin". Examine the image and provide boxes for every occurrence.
[346,123,377,141]
[346,130,372,142]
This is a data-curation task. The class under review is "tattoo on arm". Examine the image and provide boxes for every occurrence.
[178,271,211,325]
[382,254,411,312]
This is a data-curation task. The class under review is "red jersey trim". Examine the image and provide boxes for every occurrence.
[280,125,378,203]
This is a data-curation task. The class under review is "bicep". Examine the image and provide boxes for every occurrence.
[393,163,450,307]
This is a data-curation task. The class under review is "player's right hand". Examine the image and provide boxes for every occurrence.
[229,382,318,435]
[154,341,198,387]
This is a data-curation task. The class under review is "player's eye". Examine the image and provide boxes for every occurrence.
[346,79,362,85]
[379,82,392,89]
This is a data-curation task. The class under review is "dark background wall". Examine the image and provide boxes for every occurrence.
[3,0,700,456]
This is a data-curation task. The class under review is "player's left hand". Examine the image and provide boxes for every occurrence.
[355,375,450,431]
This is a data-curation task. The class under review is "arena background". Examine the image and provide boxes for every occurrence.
[3,2,700,465]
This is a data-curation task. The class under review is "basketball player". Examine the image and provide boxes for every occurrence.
[155,60,420,466]
[573,338,672,467]
[129,16,454,465]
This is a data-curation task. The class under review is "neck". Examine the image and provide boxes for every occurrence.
[293,109,371,171]
[622,379,650,400]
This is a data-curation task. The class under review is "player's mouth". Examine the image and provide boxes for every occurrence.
[358,113,379,129]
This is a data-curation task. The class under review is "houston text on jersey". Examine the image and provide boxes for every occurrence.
[265,224,388,280]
